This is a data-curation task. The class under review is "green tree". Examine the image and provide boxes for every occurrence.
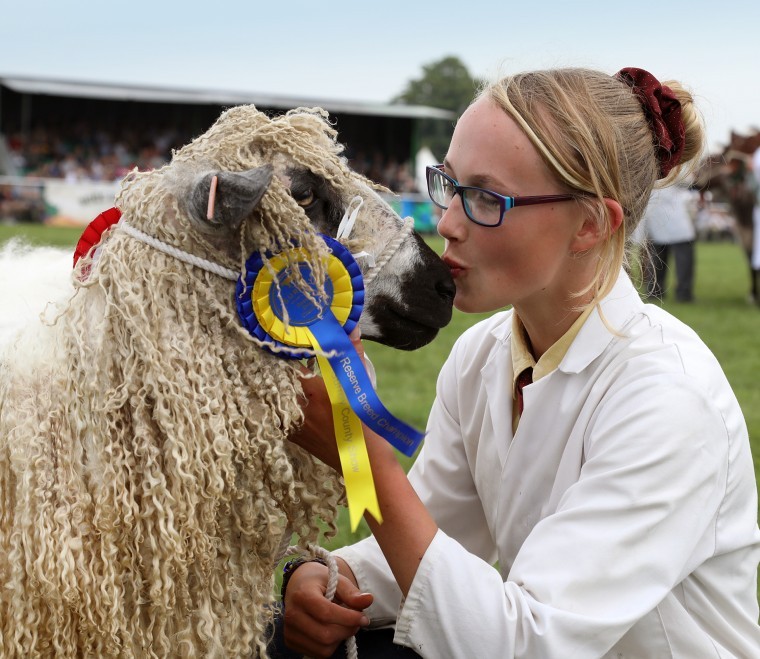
[393,56,480,159]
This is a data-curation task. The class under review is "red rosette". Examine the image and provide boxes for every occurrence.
[73,207,122,268]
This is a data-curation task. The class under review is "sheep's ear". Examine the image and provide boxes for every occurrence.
[189,164,274,232]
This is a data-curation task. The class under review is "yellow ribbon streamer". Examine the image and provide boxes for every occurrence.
[311,332,382,531]
[245,246,382,530]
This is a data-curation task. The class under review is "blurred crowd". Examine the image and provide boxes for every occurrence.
[0,123,420,224]
[344,150,419,193]
[0,183,46,224]
[1,123,419,189]
[3,124,181,182]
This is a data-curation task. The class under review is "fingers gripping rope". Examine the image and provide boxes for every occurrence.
[283,545,359,659]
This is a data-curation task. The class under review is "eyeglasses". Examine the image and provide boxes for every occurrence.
[426,164,575,227]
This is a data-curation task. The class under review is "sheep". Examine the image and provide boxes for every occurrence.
[0,104,454,658]
[0,240,75,346]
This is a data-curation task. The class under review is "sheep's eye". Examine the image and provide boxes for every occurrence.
[293,189,315,207]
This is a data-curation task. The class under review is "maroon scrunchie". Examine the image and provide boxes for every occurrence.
[615,67,685,178]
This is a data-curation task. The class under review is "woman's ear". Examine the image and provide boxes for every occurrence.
[571,198,624,253]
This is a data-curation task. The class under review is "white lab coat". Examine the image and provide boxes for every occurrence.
[336,271,760,658]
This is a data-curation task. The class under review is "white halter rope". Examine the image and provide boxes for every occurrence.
[120,221,239,281]
[119,201,415,288]
[362,215,414,287]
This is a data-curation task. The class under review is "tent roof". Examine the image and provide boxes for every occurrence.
[0,74,455,120]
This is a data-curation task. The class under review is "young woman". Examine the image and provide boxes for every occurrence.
[276,67,760,658]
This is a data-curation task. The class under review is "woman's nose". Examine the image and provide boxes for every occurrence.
[436,194,467,240]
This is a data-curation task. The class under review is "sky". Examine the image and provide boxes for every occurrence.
[1,0,757,154]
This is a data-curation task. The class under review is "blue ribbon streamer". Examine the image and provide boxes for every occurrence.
[309,318,424,457]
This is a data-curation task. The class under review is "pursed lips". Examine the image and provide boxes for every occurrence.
[442,255,466,278]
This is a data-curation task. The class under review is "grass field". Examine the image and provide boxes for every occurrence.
[1,223,758,563]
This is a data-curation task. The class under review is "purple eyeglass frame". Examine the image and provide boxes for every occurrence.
[426,164,575,227]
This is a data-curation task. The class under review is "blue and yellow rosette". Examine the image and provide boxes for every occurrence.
[236,234,424,530]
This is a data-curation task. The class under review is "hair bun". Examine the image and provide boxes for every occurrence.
[615,67,685,178]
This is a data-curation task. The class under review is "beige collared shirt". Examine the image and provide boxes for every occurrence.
[511,307,594,432]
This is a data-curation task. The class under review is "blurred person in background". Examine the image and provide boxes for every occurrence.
[641,183,698,302]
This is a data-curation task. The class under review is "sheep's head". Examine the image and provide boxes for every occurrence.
[115,105,454,350]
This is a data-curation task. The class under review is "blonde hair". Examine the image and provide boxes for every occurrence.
[482,67,705,306]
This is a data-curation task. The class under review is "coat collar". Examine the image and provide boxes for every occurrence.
[558,270,644,374]
[482,270,644,464]
[487,269,644,376]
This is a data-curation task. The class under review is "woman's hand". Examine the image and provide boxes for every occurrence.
[282,560,373,658]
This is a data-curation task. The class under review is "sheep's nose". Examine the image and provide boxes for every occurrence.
[436,275,456,303]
